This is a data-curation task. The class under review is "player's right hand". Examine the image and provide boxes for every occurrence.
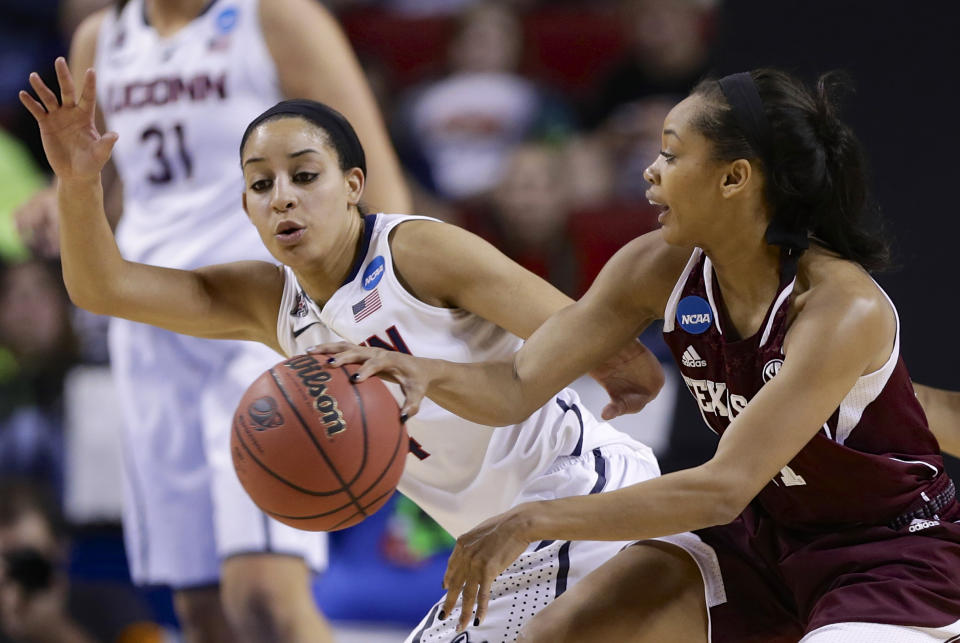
[19,57,118,183]
[13,186,60,258]
[314,342,427,422]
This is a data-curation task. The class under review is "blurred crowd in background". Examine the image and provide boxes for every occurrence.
[0,0,955,640]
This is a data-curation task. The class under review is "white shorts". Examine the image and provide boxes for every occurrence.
[109,319,327,588]
[404,442,665,643]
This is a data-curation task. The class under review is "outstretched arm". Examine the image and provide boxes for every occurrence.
[915,383,960,458]
[20,58,282,350]
[322,229,686,426]
[436,274,896,632]
[15,9,121,258]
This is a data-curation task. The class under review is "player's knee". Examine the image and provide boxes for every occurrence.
[221,582,289,640]
[174,588,230,641]
[220,571,303,641]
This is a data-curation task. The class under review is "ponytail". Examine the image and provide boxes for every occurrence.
[692,69,890,271]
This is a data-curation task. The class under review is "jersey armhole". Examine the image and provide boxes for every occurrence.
[275,265,298,357]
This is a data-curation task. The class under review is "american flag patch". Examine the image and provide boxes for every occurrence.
[352,290,381,322]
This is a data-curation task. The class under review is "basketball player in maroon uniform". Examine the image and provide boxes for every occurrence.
[320,69,960,641]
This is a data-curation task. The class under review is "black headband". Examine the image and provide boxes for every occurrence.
[240,99,366,176]
[717,72,771,163]
[718,72,809,253]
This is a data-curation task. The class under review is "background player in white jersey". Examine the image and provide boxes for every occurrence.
[915,385,960,457]
[19,63,709,642]
[14,0,410,640]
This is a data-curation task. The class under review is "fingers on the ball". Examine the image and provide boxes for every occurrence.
[29,73,59,112]
[18,91,46,120]
[400,393,422,419]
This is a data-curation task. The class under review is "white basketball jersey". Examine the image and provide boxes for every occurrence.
[95,0,279,268]
[277,214,631,536]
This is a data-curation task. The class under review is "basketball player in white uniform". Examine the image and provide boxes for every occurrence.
[915,385,960,457]
[22,63,699,642]
[15,0,410,639]
[276,213,710,642]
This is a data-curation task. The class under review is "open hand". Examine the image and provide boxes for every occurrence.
[440,506,534,632]
[589,339,665,420]
[19,57,117,182]
[14,187,60,258]
[313,342,429,422]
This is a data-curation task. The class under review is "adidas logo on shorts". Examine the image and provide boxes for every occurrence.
[908,518,939,533]
[682,346,707,368]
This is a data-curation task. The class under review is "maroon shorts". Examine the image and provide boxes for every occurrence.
[697,500,960,642]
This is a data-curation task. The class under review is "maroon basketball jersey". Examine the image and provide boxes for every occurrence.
[663,248,953,530]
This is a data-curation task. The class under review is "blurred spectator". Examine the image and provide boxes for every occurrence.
[0,131,45,263]
[327,0,542,17]
[395,1,574,201]
[0,260,77,493]
[0,478,160,642]
[585,0,714,126]
[598,95,676,203]
[462,141,584,295]
[558,99,669,293]
[0,1,65,168]
[560,134,615,213]
[332,0,477,16]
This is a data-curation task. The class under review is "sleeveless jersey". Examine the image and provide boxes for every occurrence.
[276,214,630,536]
[95,0,279,269]
[663,248,951,530]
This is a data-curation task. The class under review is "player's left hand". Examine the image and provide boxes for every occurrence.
[19,57,118,183]
[589,339,664,420]
[441,504,535,633]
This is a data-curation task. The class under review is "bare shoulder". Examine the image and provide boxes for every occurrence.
[70,6,112,72]
[788,249,896,369]
[588,229,695,321]
[388,218,500,307]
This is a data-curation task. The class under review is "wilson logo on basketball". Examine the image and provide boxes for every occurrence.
[248,396,284,430]
[284,355,347,438]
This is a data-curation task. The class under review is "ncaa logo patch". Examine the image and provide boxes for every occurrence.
[216,7,239,33]
[676,296,712,334]
[362,256,386,291]
[762,359,783,382]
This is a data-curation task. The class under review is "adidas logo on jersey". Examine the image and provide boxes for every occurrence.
[681,346,707,368]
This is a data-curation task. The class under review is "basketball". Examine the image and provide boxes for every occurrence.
[230,352,407,531]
